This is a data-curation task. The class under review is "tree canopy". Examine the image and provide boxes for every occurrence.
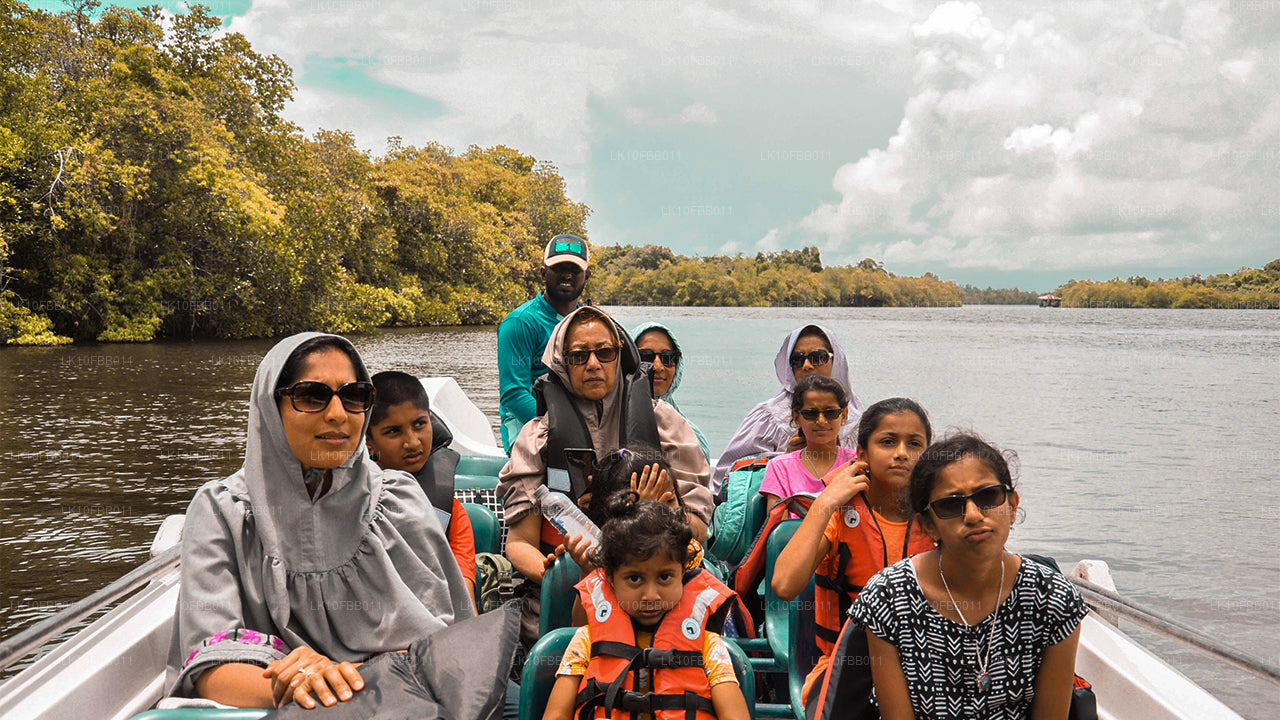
[1056,261,1280,309]
[0,1,587,344]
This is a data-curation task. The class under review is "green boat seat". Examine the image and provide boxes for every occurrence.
[734,517,812,720]
[454,473,500,492]
[462,502,500,556]
[455,455,508,477]
[518,626,576,720]
[539,555,582,637]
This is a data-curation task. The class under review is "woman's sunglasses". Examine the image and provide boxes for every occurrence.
[638,349,681,367]
[797,407,844,422]
[565,346,620,366]
[789,349,832,369]
[927,484,1009,519]
[275,381,375,413]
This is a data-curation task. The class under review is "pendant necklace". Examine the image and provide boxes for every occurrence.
[801,450,824,479]
[939,552,1004,693]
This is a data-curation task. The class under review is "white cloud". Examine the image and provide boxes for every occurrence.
[774,0,1280,272]
[217,0,1280,276]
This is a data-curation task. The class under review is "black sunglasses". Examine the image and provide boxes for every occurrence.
[789,349,832,369]
[275,381,375,413]
[797,407,844,422]
[638,349,681,367]
[927,484,1009,520]
[565,346,620,366]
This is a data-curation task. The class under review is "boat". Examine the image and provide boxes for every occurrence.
[0,377,1275,720]
[1039,293,1063,307]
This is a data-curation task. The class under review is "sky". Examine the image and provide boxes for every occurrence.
[37,0,1280,290]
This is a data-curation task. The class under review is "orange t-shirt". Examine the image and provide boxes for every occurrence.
[447,498,477,584]
[821,508,910,563]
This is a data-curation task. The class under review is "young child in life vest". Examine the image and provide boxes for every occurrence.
[543,493,750,720]
[770,397,937,708]
[366,371,477,603]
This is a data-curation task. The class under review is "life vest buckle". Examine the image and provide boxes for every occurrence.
[641,647,675,668]
[640,647,703,669]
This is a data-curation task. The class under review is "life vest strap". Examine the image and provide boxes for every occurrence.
[590,640,705,669]
[814,623,841,644]
[576,683,715,719]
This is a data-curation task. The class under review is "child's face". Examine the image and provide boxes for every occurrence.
[791,390,847,449]
[608,553,685,626]
[366,401,433,474]
[919,455,1018,550]
[858,411,928,494]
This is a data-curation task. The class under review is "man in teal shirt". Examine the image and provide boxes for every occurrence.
[498,234,591,452]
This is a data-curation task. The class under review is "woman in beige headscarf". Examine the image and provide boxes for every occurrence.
[498,306,713,588]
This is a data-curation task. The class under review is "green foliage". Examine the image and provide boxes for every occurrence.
[0,2,587,343]
[588,245,965,308]
[1057,262,1280,309]
[960,285,1039,305]
[0,298,73,345]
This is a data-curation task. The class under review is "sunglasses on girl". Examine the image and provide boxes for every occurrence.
[927,484,1009,519]
[565,346,620,366]
[275,381,376,413]
[638,349,681,367]
[789,349,832,369]
[797,407,844,422]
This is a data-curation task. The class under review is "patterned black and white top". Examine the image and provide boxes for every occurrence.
[849,555,1087,720]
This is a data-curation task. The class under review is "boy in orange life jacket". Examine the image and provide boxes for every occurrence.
[771,398,936,708]
[543,493,749,720]
[366,371,477,604]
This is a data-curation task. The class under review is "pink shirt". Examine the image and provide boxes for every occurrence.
[758,446,858,502]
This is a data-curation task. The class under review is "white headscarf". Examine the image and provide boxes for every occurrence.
[710,324,864,492]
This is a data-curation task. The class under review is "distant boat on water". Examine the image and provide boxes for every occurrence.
[1039,293,1062,307]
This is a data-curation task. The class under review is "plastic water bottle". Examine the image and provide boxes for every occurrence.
[534,485,602,545]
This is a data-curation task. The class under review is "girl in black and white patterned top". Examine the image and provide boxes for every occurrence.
[850,434,1087,719]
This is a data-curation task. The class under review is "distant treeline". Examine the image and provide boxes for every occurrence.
[589,246,1019,308]
[1057,261,1280,309]
[0,2,587,345]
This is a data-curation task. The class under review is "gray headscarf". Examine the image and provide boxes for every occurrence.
[168,332,473,697]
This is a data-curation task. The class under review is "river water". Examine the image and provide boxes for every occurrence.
[1,305,1276,717]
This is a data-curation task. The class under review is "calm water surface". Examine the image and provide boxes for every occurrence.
[1,306,1276,717]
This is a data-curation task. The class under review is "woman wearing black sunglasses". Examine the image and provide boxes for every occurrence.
[710,324,865,494]
[631,321,711,463]
[167,333,477,710]
[498,307,715,648]
[847,433,1086,720]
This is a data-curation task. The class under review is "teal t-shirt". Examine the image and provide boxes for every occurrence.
[497,293,567,452]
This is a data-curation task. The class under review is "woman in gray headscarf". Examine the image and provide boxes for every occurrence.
[167,333,474,709]
[710,324,865,494]
[631,321,711,462]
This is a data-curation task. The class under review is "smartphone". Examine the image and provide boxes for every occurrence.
[563,447,597,499]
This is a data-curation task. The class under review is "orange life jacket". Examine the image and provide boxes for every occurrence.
[812,493,935,654]
[574,568,734,719]
[541,517,566,554]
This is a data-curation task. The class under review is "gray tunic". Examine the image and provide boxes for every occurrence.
[167,332,475,697]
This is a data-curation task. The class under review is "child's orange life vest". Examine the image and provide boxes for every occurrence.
[574,568,735,719]
[812,493,935,654]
